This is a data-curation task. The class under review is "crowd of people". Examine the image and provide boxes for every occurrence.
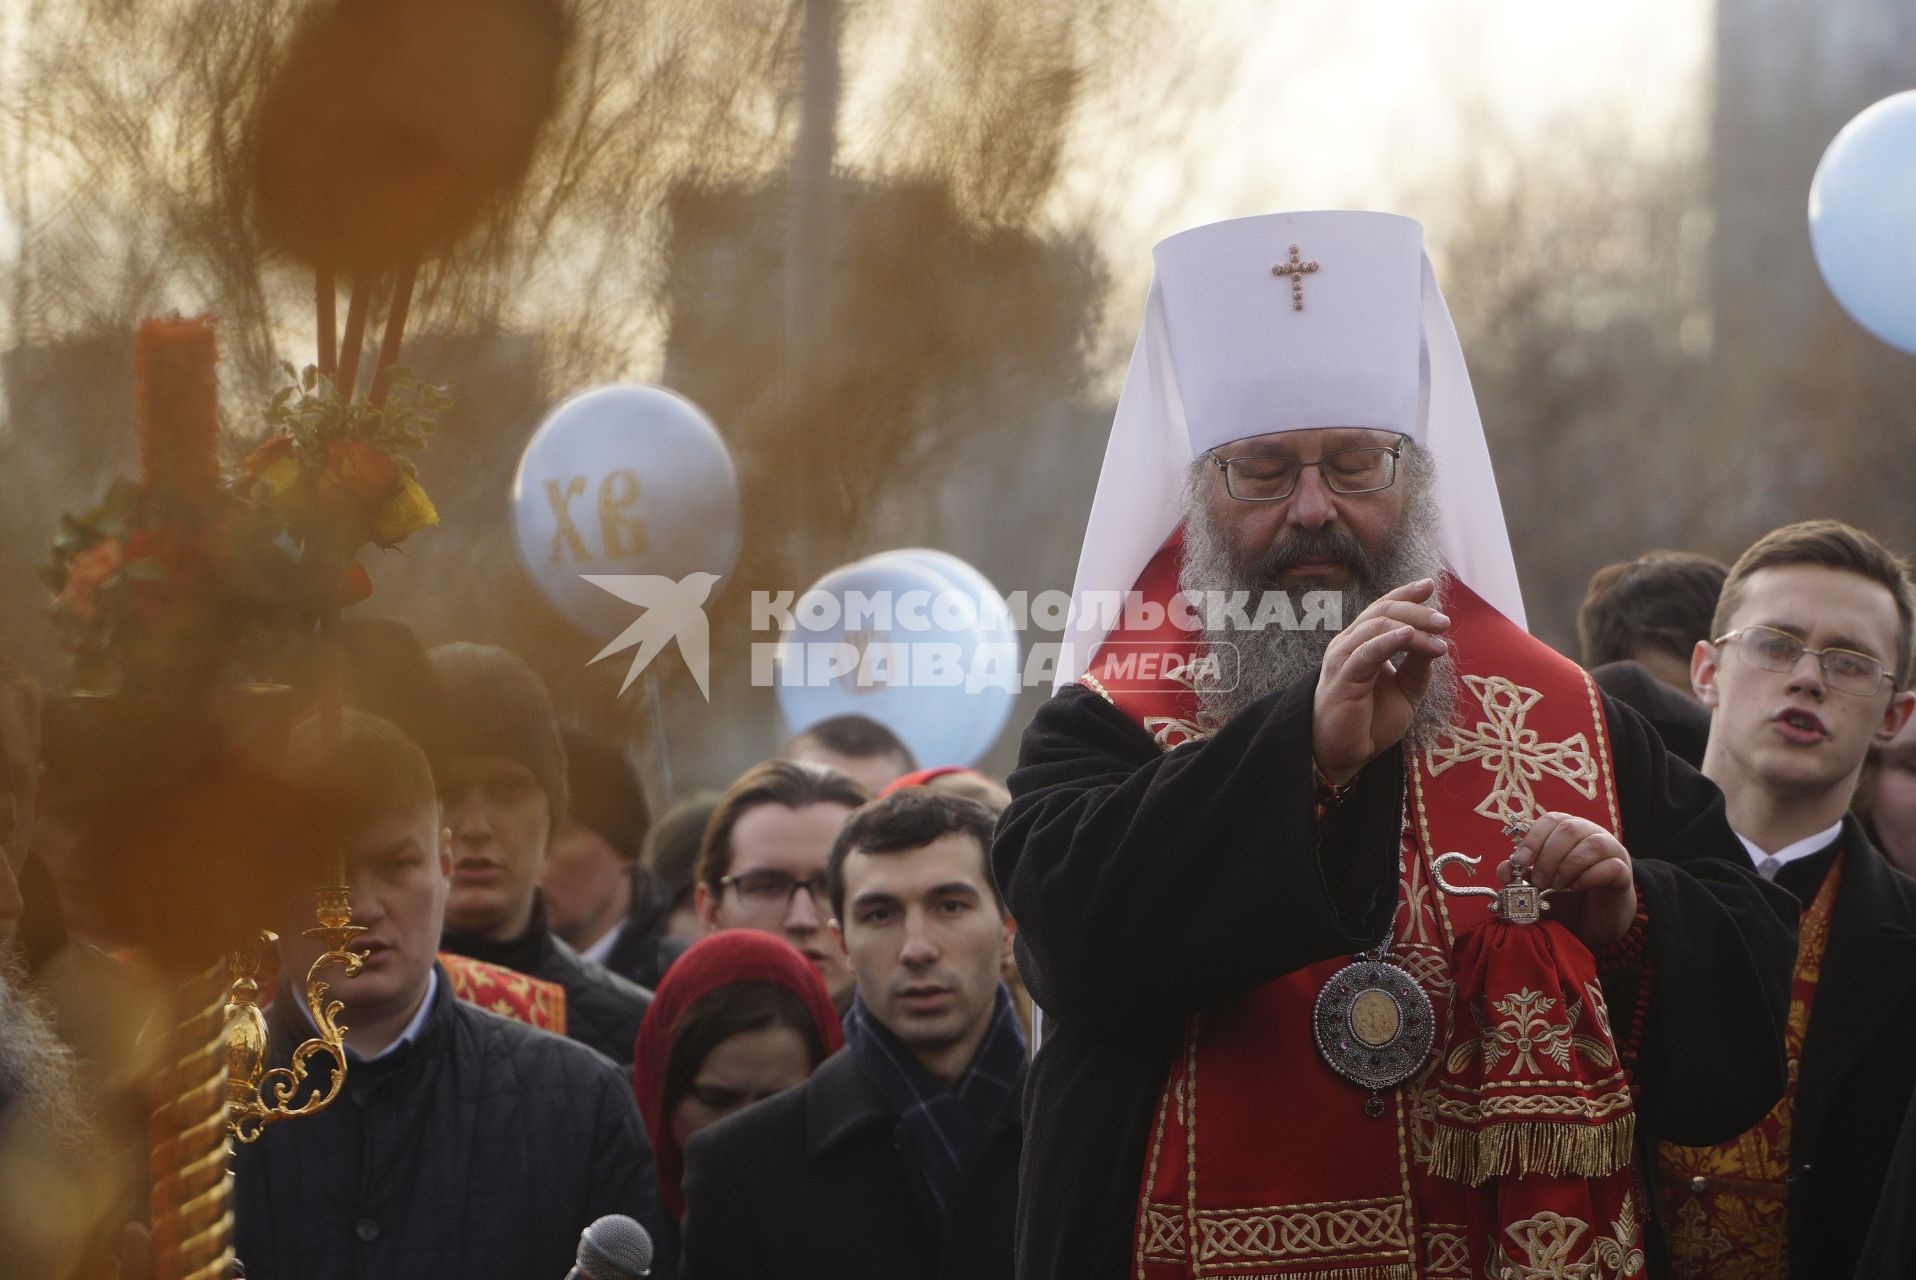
[2,209,1915,1280]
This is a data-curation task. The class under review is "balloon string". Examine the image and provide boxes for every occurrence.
[644,667,674,801]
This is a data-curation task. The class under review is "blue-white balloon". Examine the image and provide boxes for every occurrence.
[774,553,1011,769]
[864,549,1019,763]
[1810,91,1916,355]
[511,385,740,637]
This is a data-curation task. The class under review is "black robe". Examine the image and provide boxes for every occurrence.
[1766,818,1916,1280]
[992,678,1799,1280]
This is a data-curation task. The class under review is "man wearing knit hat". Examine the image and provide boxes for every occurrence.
[543,728,677,990]
[428,642,650,1066]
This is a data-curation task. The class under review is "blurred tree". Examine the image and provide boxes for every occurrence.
[0,0,1190,792]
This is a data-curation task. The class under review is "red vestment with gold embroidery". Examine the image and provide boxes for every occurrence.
[1085,535,1650,1280]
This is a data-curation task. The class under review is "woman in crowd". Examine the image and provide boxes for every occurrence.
[633,929,843,1229]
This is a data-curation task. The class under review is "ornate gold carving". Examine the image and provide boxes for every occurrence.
[1425,675,1600,825]
[224,858,366,1144]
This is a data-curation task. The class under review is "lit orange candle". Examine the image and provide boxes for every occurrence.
[134,315,221,514]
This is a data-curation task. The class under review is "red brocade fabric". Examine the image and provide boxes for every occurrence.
[1088,534,1649,1280]
[438,951,567,1033]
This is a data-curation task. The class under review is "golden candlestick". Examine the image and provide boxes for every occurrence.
[223,856,364,1145]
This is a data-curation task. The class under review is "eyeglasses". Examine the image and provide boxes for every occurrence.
[718,869,832,913]
[1712,625,1895,697]
[1207,444,1401,502]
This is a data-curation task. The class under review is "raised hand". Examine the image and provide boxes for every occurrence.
[1498,811,1638,948]
[1310,577,1451,785]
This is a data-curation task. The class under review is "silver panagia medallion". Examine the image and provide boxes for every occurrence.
[1313,958,1435,1112]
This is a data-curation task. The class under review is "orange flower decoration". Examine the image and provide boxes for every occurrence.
[58,539,126,622]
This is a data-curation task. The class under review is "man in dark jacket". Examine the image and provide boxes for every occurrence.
[428,643,652,1065]
[1655,521,1916,1279]
[679,789,1022,1279]
[544,728,677,989]
[233,709,671,1279]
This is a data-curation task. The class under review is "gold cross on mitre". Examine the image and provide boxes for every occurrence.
[1424,675,1600,825]
[1270,242,1320,310]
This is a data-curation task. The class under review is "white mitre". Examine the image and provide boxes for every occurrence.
[1055,210,1524,687]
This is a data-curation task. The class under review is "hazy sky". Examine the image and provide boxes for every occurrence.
[1059,0,1713,333]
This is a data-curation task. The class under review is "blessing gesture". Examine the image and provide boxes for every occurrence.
[1311,578,1451,786]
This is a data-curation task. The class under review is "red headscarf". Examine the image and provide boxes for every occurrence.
[877,765,970,795]
[632,930,844,1218]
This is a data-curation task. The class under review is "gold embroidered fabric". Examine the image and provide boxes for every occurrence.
[1425,675,1601,826]
[1487,1201,1647,1279]
[1654,853,1844,1279]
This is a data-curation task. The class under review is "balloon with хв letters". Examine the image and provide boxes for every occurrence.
[1809,90,1916,355]
[511,384,741,639]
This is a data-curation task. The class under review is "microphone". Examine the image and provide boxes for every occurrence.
[566,1214,654,1279]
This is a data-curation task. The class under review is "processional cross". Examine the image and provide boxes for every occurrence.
[1271,242,1320,310]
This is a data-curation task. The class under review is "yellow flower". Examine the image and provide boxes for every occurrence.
[258,455,317,527]
[372,474,438,545]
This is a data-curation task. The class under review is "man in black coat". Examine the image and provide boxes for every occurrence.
[233,710,671,1280]
[1656,521,1916,1279]
[543,728,682,990]
[428,643,652,1065]
[993,212,1796,1280]
[679,790,1023,1279]
[1592,659,1713,770]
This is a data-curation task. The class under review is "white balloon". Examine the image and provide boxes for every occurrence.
[1810,90,1916,355]
[511,385,741,636]
[775,554,1007,768]
[864,548,1020,763]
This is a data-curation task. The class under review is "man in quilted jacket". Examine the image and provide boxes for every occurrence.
[232,709,672,1280]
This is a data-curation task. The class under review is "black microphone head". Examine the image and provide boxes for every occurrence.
[574,1214,653,1279]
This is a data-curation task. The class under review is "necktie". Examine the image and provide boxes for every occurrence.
[1756,856,1782,881]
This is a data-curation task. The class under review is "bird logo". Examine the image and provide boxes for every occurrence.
[582,572,723,699]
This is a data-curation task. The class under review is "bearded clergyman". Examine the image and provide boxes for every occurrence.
[992,211,1799,1280]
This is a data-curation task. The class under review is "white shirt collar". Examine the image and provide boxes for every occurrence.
[579,919,626,968]
[297,966,440,1064]
[1735,820,1844,874]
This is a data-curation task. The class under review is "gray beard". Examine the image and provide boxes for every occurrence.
[1178,451,1458,749]
[0,951,92,1153]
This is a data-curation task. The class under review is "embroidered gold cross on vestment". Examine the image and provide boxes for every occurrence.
[1425,675,1599,825]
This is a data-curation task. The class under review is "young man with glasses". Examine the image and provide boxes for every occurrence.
[693,759,869,1012]
[1657,519,1916,1280]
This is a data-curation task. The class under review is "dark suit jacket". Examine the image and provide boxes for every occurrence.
[1785,817,1916,1279]
[678,1049,1020,1279]
[1590,660,1711,769]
